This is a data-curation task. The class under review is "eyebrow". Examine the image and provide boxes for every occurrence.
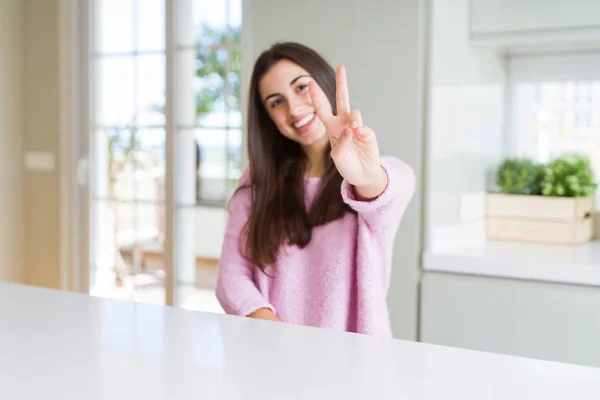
[263,74,311,104]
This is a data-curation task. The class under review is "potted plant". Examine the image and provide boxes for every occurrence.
[487,154,597,245]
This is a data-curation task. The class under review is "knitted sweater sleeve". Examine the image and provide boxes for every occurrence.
[341,156,416,233]
[215,167,276,317]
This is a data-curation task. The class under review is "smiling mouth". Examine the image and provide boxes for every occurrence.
[293,113,315,129]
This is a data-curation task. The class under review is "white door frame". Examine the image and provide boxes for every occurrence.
[58,0,91,293]
[58,0,245,305]
[59,0,177,303]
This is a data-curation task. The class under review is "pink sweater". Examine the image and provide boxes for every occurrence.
[216,156,415,337]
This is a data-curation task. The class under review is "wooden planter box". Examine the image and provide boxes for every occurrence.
[486,193,595,245]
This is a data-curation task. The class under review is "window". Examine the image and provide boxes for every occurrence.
[90,0,242,310]
[175,0,242,204]
[507,53,600,184]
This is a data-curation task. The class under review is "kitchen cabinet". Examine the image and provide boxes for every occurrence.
[420,271,600,368]
[469,0,600,51]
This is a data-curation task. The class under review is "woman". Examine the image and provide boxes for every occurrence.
[216,42,415,337]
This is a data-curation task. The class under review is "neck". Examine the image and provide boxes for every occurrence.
[302,136,329,178]
[306,157,325,178]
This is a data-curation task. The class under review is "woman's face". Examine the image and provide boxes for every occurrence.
[258,59,329,150]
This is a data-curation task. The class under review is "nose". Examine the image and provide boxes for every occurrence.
[288,94,306,117]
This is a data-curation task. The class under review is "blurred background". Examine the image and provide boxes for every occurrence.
[1,0,599,369]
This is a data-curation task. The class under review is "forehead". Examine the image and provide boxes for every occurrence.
[258,59,310,98]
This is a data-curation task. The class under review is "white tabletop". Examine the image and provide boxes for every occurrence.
[1,282,600,399]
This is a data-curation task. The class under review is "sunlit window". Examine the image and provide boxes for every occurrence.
[508,54,600,189]
[90,0,241,311]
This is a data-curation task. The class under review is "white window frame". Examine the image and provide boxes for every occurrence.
[59,0,253,304]
[58,0,93,293]
[506,52,600,156]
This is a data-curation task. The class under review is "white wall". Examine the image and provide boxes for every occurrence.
[244,0,427,340]
[0,0,25,283]
[425,0,506,252]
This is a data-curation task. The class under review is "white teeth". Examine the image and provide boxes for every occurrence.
[294,113,314,128]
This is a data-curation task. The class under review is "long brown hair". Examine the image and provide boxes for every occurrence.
[237,42,354,274]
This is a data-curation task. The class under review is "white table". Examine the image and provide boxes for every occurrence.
[1,282,599,399]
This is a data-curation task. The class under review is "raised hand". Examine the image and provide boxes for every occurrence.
[309,65,386,196]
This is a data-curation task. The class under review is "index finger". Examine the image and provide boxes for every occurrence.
[336,65,350,116]
[309,80,334,125]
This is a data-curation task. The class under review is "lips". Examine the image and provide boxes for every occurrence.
[293,113,315,129]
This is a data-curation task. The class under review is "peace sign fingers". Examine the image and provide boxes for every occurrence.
[336,65,350,117]
[308,79,335,127]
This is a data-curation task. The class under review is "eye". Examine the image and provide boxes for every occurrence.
[297,84,308,92]
[270,98,282,108]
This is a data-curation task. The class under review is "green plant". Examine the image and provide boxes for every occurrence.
[496,158,545,195]
[149,23,241,120]
[106,126,140,193]
[195,23,241,118]
[541,154,597,197]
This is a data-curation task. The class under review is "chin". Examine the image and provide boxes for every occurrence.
[296,129,325,145]
[302,132,329,152]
